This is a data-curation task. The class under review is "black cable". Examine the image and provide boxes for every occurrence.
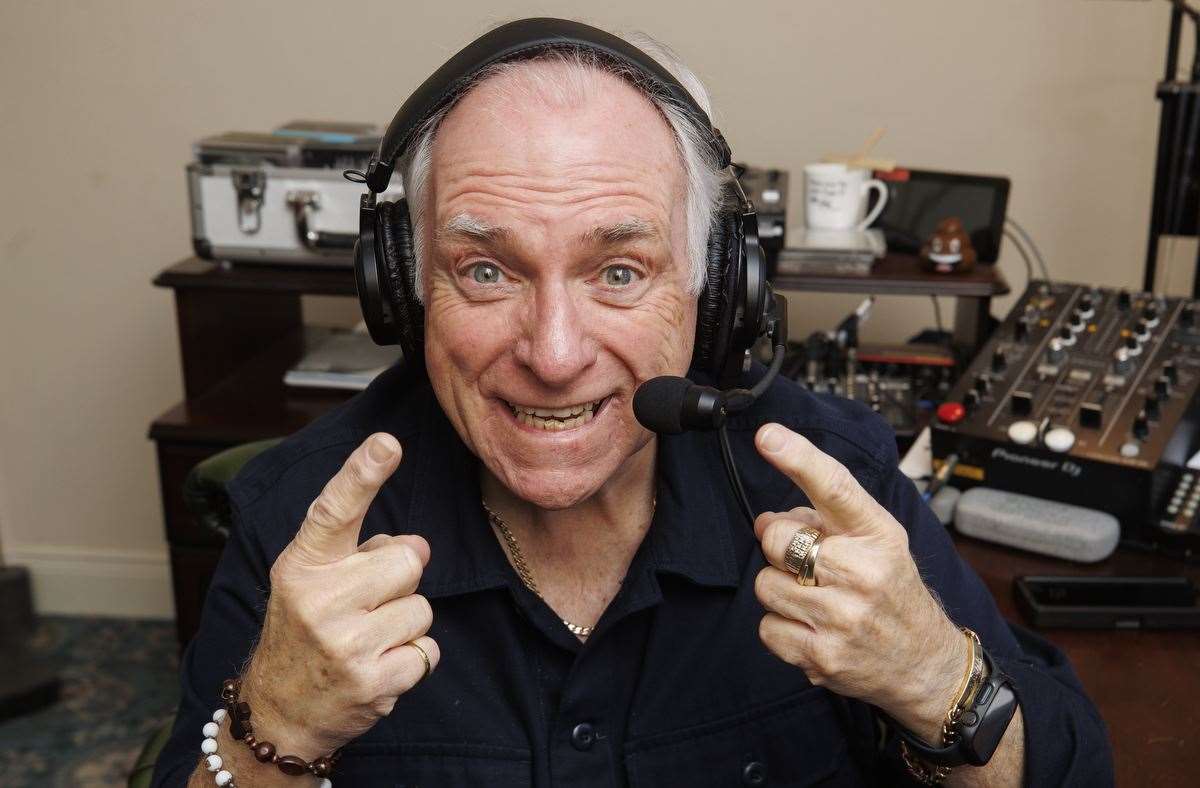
[1005,218,1051,281]
[930,296,944,335]
[750,343,787,399]
[718,423,755,526]
[1002,227,1036,288]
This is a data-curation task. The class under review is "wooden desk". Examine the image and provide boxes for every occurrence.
[954,535,1200,786]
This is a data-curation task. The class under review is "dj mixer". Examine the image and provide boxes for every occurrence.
[931,280,1200,556]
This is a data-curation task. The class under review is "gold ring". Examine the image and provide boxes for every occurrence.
[799,537,823,587]
[407,640,431,679]
[784,528,820,576]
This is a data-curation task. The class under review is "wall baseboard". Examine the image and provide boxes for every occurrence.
[4,544,174,619]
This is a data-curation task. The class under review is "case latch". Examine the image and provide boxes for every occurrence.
[231,170,266,234]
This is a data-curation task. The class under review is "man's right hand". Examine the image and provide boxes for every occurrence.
[237,432,439,759]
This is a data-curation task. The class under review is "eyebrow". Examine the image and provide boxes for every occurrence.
[435,213,511,246]
[434,213,663,248]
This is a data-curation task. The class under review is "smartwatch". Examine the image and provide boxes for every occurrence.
[893,647,1018,768]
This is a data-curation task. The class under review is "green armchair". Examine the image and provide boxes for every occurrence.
[127,438,281,788]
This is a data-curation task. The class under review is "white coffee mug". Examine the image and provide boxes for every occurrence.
[803,163,889,231]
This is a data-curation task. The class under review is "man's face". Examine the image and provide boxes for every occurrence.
[421,67,697,509]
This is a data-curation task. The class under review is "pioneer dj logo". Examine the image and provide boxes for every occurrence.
[991,448,1083,478]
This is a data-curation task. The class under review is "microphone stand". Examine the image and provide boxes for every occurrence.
[1144,0,1200,293]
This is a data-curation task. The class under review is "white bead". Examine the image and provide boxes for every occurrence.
[205,754,222,772]
[318,780,332,788]
[203,721,220,738]
[201,737,218,754]
[212,708,227,723]
[215,769,234,786]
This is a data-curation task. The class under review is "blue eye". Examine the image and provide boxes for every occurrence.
[602,265,636,287]
[470,263,502,284]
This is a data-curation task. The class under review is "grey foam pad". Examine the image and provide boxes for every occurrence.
[955,487,1119,563]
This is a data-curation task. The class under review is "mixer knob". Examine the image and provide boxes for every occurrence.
[991,349,1007,372]
[936,402,965,424]
[1164,361,1179,383]
[1047,338,1067,363]
[1145,395,1161,420]
[1118,290,1132,310]
[1007,420,1038,446]
[974,375,990,395]
[1013,318,1029,342]
[1078,295,1095,316]
[1113,347,1134,374]
[1069,312,1086,332]
[1155,375,1171,398]
[1133,411,1150,440]
[964,389,980,411]
[1044,426,1076,453]
[1133,319,1151,342]
[1143,304,1160,326]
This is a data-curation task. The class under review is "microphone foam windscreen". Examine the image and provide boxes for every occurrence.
[633,376,692,435]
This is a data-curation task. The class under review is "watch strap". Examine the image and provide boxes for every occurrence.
[891,648,1018,768]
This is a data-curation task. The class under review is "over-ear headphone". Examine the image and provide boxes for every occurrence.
[346,17,778,388]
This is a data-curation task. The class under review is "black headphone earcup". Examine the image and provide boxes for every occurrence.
[376,199,425,368]
[693,207,741,378]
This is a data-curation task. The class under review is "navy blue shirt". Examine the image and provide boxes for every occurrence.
[153,362,1112,786]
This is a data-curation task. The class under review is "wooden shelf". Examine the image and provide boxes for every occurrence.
[773,252,1010,298]
[148,327,353,446]
[153,257,356,297]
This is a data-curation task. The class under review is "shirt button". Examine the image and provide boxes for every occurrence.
[742,760,767,785]
[570,722,595,751]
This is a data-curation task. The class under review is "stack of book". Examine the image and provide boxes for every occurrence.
[775,228,886,276]
[284,327,403,392]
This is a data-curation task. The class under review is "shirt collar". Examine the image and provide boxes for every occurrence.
[402,384,742,599]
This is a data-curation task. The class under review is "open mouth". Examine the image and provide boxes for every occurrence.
[503,396,611,431]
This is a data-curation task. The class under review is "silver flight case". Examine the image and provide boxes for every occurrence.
[187,121,403,267]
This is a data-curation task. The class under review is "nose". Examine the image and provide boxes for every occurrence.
[513,280,598,386]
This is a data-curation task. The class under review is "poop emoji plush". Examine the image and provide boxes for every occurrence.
[921,217,976,273]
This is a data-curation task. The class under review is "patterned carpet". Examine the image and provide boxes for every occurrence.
[0,616,180,788]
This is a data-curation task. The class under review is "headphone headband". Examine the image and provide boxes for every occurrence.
[363,17,732,193]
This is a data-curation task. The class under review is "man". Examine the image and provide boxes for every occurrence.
[155,20,1111,787]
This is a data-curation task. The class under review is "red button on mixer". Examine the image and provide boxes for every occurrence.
[937,402,966,424]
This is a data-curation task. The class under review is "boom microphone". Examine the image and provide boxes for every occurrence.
[632,377,724,434]
[632,293,788,527]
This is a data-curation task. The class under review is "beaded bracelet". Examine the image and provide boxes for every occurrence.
[210,678,339,785]
[200,706,333,788]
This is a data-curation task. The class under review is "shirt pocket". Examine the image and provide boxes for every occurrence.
[623,688,862,788]
[334,740,533,787]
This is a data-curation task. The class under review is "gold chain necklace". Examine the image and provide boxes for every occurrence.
[482,500,594,638]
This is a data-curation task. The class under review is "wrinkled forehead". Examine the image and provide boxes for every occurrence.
[428,59,687,217]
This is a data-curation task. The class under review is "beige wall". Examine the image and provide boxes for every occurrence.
[0,0,1178,615]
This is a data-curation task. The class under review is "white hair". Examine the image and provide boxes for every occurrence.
[400,29,729,301]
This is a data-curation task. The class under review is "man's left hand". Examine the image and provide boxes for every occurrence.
[752,422,966,744]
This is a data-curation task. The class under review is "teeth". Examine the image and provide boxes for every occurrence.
[507,399,602,430]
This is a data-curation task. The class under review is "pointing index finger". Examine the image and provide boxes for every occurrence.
[755,423,881,534]
[292,432,402,563]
